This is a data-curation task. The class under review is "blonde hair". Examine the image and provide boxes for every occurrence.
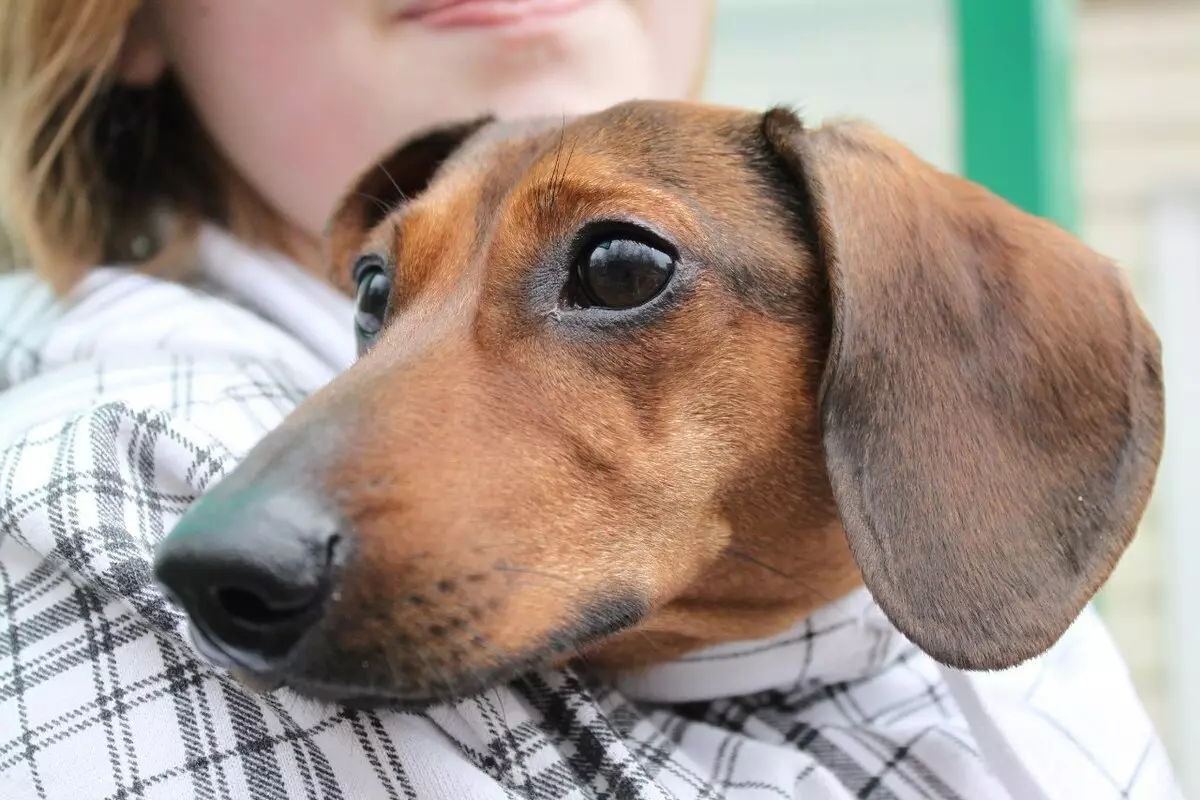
[0,1,283,293]
[0,2,714,295]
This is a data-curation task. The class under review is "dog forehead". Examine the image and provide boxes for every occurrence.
[441,101,755,186]
[385,100,781,283]
[407,117,571,212]
[442,116,572,178]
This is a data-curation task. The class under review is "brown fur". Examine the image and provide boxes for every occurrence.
[176,100,1164,704]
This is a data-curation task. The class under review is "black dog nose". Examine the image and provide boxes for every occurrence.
[153,482,343,669]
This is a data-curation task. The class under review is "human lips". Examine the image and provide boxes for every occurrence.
[385,0,598,29]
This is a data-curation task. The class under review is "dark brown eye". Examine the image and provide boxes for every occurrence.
[576,238,675,310]
[353,254,391,353]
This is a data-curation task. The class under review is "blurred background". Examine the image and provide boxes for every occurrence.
[702,0,1199,793]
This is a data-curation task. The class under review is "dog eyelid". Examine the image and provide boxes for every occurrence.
[351,252,392,285]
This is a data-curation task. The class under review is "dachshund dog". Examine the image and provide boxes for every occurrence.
[153,100,1164,707]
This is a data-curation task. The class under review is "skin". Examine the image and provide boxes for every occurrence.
[118,0,713,268]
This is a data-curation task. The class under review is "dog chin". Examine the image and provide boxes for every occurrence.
[231,666,543,711]
[217,646,571,711]
[184,599,640,708]
[216,664,448,710]
[274,679,447,712]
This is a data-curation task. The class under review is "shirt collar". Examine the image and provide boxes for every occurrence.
[615,587,905,704]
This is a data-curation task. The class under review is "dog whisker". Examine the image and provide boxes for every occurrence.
[536,114,573,220]
[458,619,527,784]
[555,136,578,208]
[456,621,516,722]
[411,635,455,696]
[632,628,666,656]
[354,190,393,216]
[723,547,860,627]
[375,162,410,206]
[491,563,574,585]
[381,644,404,696]
[468,540,524,555]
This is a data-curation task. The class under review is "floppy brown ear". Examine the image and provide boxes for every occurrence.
[325,116,493,290]
[760,108,1165,671]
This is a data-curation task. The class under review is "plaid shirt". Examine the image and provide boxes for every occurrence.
[0,226,1183,799]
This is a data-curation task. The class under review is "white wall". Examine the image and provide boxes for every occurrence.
[703,0,959,172]
[1074,0,1200,787]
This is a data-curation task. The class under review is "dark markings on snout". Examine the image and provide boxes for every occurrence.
[545,594,648,656]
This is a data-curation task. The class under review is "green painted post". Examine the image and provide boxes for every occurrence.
[954,0,1078,233]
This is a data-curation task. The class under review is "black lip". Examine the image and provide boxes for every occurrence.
[185,597,648,708]
[187,620,284,676]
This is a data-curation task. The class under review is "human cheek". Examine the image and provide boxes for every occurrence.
[152,0,413,236]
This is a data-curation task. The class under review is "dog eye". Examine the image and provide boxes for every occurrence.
[353,255,392,350]
[576,238,675,310]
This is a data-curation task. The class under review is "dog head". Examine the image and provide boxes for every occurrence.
[153,100,1164,705]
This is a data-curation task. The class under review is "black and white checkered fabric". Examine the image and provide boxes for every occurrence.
[0,227,1184,799]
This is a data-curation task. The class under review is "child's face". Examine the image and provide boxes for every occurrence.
[135,0,712,246]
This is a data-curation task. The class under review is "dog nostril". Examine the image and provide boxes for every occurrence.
[154,484,348,667]
[207,534,341,633]
[213,586,317,629]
